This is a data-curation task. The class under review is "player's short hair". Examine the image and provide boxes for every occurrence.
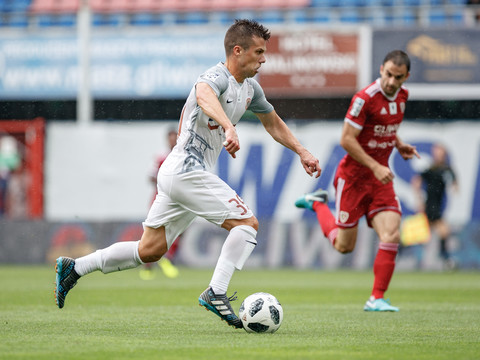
[224,19,271,56]
[383,50,411,72]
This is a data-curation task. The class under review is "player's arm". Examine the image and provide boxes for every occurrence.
[255,110,321,178]
[196,82,239,158]
[395,135,420,160]
[340,121,394,184]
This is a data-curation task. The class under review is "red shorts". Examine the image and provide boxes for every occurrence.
[333,167,401,228]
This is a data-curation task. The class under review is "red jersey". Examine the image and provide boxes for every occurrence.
[340,79,409,175]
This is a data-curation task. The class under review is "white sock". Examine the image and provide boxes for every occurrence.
[75,241,144,276]
[210,225,257,295]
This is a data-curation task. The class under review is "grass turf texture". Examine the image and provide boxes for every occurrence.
[1,267,479,360]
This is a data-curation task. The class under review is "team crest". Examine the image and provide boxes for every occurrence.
[339,211,349,223]
[245,98,252,109]
[389,102,397,115]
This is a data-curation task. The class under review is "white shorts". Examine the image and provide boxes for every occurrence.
[143,170,254,247]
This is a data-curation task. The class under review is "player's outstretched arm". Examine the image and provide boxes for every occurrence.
[256,110,321,178]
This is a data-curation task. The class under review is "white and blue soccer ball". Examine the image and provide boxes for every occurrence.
[239,292,283,333]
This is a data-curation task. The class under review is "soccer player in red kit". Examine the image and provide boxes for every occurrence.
[296,50,419,312]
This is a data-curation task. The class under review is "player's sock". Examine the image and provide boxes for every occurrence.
[75,240,144,276]
[312,201,337,246]
[210,225,257,295]
[371,243,399,299]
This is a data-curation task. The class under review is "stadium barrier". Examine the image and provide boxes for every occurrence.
[0,218,478,269]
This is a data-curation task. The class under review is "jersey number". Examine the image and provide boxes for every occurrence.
[228,195,248,215]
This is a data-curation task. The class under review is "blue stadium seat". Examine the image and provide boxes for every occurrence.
[399,8,416,25]
[57,13,76,26]
[310,0,331,7]
[37,14,76,27]
[177,12,209,25]
[37,14,55,27]
[258,10,284,24]
[340,9,361,22]
[402,0,422,6]
[311,8,335,22]
[428,8,447,25]
[234,10,256,21]
[379,0,395,6]
[6,13,29,27]
[208,11,232,25]
[367,7,387,25]
[93,13,126,26]
[363,0,383,6]
[289,8,309,22]
[1,0,32,12]
[339,0,366,7]
[450,9,465,24]
[130,13,159,26]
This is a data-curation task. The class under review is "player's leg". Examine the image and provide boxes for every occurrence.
[209,217,259,295]
[295,189,338,244]
[431,219,456,269]
[295,177,363,253]
[178,172,256,328]
[199,217,258,329]
[55,181,183,309]
[364,210,401,312]
[55,226,168,309]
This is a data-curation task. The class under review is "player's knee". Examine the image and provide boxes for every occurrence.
[378,230,400,244]
[139,232,168,263]
[222,216,259,232]
[249,216,259,231]
[335,244,354,254]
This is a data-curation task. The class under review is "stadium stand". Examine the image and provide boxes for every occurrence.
[0,0,474,28]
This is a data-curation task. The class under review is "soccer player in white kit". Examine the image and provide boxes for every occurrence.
[54,19,321,329]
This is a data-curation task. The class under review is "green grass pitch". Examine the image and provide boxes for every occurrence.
[1,266,479,360]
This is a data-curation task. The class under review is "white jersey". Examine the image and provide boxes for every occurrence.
[161,62,274,175]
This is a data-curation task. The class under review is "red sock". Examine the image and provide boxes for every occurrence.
[312,201,337,246]
[371,243,399,299]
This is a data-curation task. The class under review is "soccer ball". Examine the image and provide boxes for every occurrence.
[239,292,283,333]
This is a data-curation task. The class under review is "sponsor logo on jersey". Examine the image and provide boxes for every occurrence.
[380,107,388,115]
[367,139,397,149]
[400,102,406,113]
[245,97,252,109]
[349,97,365,117]
[373,124,400,137]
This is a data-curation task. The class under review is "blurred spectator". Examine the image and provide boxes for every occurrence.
[0,135,21,216]
[411,143,459,270]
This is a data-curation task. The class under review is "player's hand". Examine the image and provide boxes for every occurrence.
[223,127,240,159]
[397,143,420,160]
[372,164,394,184]
[300,149,321,178]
